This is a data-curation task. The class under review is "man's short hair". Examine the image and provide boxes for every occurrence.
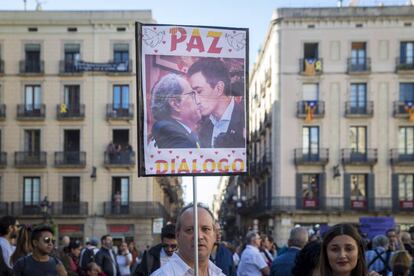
[31,224,54,245]
[187,58,231,96]
[372,235,389,248]
[289,227,309,249]
[245,231,258,244]
[175,203,215,233]
[0,215,16,236]
[151,74,184,121]
[161,224,176,240]
[101,234,111,243]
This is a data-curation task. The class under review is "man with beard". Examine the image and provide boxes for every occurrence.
[188,58,245,148]
[210,222,235,276]
[151,203,225,276]
[0,215,20,269]
[13,224,67,275]
[95,234,120,276]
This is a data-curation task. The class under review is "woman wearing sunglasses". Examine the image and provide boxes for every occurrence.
[13,224,67,276]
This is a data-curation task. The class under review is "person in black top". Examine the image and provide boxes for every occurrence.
[13,224,67,276]
[95,234,120,276]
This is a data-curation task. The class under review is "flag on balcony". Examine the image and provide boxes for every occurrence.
[404,102,414,122]
[304,58,316,76]
[60,103,67,113]
[305,101,316,122]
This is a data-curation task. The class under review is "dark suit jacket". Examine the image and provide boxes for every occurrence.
[211,243,236,276]
[270,247,300,276]
[152,119,198,148]
[95,248,120,276]
[134,243,162,276]
[198,102,245,148]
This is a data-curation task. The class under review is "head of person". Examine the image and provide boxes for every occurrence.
[31,224,55,255]
[118,242,128,254]
[11,224,32,265]
[320,223,367,276]
[372,234,389,250]
[68,240,81,258]
[387,228,398,245]
[86,262,102,276]
[0,215,19,239]
[292,240,322,276]
[161,224,177,257]
[391,250,412,276]
[245,231,261,248]
[90,237,98,247]
[101,234,113,250]
[61,235,70,247]
[215,222,222,244]
[401,232,411,245]
[288,227,309,249]
[187,58,231,117]
[128,241,136,252]
[175,203,216,265]
[151,73,201,129]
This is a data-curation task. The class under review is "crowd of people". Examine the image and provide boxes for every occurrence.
[2,210,414,276]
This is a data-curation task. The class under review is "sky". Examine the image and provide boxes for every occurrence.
[1,0,409,206]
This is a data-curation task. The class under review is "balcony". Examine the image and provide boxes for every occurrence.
[104,150,135,168]
[59,60,83,75]
[56,104,85,120]
[0,60,4,75]
[15,151,47,168]
[393,101,413,118]
[296,101,325,119]
[16,104,46,120]
[294,148,329,165]
[393,199,414,212]
[299,58,323,76]
[347,58,371,74]
[103,201,169,219]
[344,101,374,118]
[106,104,134,121]
[10,201,88,217]
[396,57,414,73]
[19,60,44,74]
[0,152,7,168]
[265,68,272,87]
[0,104,6,120]
[54,152,86,168]
[105,59,133,75]
[341,149,378,165]
[390,149,414,166]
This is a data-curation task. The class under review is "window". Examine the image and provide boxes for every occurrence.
[114,43,129,63]
[302,126,319,157]
[25,85,41,111]
[24,129,40,153]
[351,42,366,63]
[350,174,367,203]
[24,44,41,72]
[400,41,414,64]
[350,83,367,112]
[64,85,80,110]
[304,43,319,59]
[23,177,40,206]
[112,177,129,205]
[113,85,129,110]
[399,127,414,155]
[63,177,80,204]
[302,174,319,208]
[64,44,80,72]
[349,126,366,153]
[302,84,319,101]
[400,83,414,102]
[398,175,414,201]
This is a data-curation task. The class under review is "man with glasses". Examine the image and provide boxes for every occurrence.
[13,224,67,275]
[237,231,269,276]
[0,215,20,269]
[150,73,201,148]
[134,224,177,275]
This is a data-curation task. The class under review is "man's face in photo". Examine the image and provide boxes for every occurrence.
[177,78,201,126]
[189,72,221,117]
[162,237,178,256]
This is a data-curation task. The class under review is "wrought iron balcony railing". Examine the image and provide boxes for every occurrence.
[294,148,329,165]
[16,104,46,120]
[297,101,325,118]
[396,57,414,72]
[54,151,86,167]
[106,104,134,120]
[390,149,414,165]
[59,60,83,74]
[341,149,378,165]
[14,151,47,168]
[103,201,169,219]
[10,201,88,216]
[344,101,374,117]
[56,104,85,120]
[19,60,44,74]
[393,101,413,118]
[299,58,323,75]
[104,150,135,167]
[347,57,371,73]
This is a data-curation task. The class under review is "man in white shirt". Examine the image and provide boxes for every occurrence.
[237,231,269,276]
[151,203,225,276]
[0,215,19,269]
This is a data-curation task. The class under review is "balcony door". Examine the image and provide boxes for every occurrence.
[400,83,414,103]
[24,129,41,153]
[350,83,367,113]
[301,174,319,209]
[25,44,41,72]
[400,41,414,64]
[399,127,414,160]
[64,130,80,163]
[351,42,367,69]
[64,85,80,112]
[25,85,41,112]
[304,43,318,59]
[398,175,414,209]
[64,44,80,72]
[113,85,129,115]
[349,126,366,160]
[114,43,129,63]
[23,177,40,213]
[112,177,129,214]
[63,177,80,214]
[302,126,319,161]
[350,174,367,209]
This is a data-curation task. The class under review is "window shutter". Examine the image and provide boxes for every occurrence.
[367,174,375,211]
[296,174,303,209]
[343,173,351,210]
[392,174,399,212]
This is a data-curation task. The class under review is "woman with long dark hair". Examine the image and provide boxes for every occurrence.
[10,225,32,266]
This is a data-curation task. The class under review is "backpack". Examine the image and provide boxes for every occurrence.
[367,249,391,276]
[80,248,95,271]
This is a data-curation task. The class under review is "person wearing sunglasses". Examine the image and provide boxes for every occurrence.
[134,224,177,275]
[13,224,67,276]
[150,73,202,149]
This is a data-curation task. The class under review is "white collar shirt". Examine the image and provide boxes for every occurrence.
[209,97,234,147]
[0,237,14,268]
[237,245,268,276]
[151,252,225,276]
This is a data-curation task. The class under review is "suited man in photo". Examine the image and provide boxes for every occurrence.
[150,73,201,148]
[188,58,245,148]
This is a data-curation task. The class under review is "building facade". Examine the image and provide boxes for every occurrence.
[221,5,414,244]
[0,10,183,246]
